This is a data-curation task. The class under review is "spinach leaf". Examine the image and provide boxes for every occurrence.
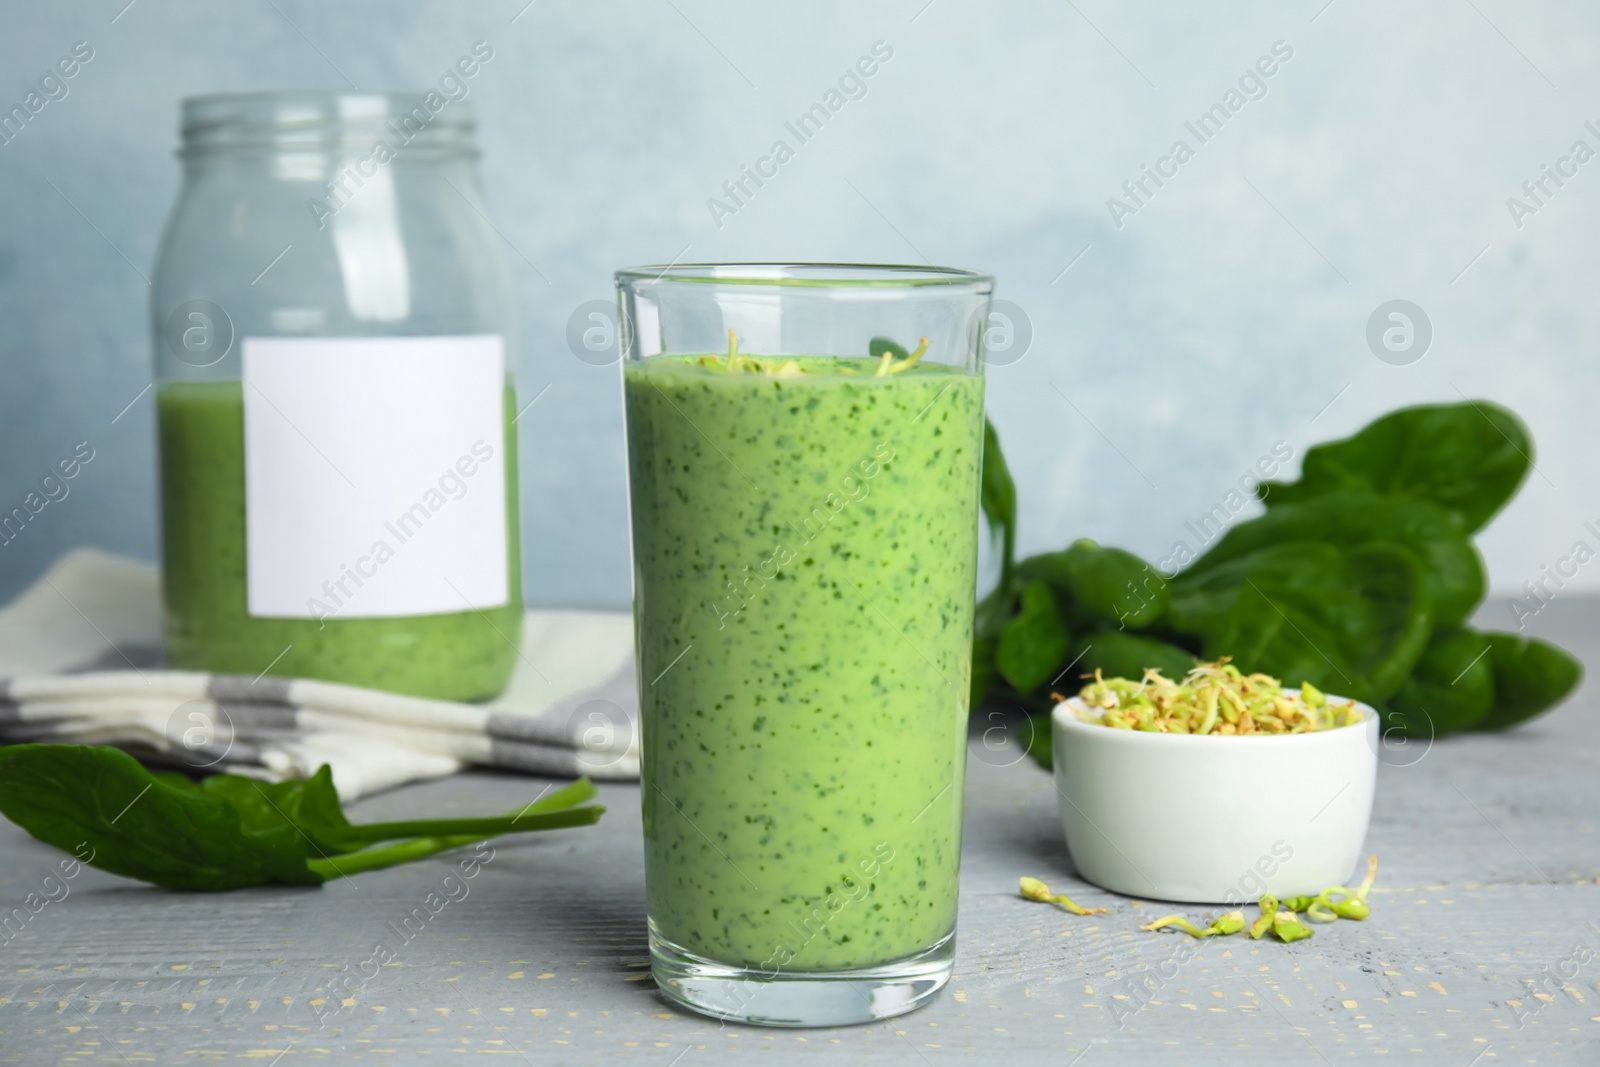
[995,580,1071,694]
[1169,541,1433,704]
[1381,627,1496,737]
[980,418,1018,587]
[970,635,998,710]
[1063,630,1197,685]
[194,766,358,855]
[0,745,323,891]
[1259,401,1531,533]
[969,400,1578,747]
[974,418,1021,688]
[1019,540,1169,630]
[975,582,1019,647]
[869,336,910,363]
[1474,633,1583,731]
[1184,491,1484,626]
[0,746,607,891]
[172,766,603,852]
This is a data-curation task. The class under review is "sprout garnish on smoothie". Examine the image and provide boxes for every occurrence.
[692,330,934,379]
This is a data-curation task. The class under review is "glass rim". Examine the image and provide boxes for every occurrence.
[614,262,994,291]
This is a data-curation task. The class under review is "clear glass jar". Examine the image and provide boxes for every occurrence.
[617,264,992,1025]
[152,92,521,700]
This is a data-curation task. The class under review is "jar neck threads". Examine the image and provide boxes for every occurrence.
[178,92,479,161]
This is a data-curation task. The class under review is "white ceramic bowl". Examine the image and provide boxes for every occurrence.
[1051,693,1378,904]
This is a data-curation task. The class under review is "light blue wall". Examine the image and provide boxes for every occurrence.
[2,1,1596,628]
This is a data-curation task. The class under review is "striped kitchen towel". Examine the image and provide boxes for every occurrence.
[0,550,638,799]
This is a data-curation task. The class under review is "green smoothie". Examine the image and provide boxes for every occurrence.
[157,380,522,700]
[626,355,985,972]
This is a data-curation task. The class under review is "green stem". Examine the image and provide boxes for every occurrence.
[309,833,483,879]
[307,806,605,880]
[887,337,930,374]
[1355,855,1378,901]
[326,779,598,846]
[327,805,602,846]
[1305,897,1339,923]
[1141,915,1211,937]
[510,778,599,816]
[877,337,930,376]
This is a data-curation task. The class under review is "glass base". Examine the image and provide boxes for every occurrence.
[648,922,954,1027]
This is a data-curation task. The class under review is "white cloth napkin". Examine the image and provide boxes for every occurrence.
[0,550,637,799]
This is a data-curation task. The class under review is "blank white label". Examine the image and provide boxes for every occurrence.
[242,335,509,619]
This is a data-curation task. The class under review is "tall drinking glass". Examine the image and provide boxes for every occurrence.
[617,264,992,1026]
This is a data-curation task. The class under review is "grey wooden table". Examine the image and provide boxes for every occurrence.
[2,600,1597,1066]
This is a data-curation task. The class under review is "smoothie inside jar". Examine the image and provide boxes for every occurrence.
[158,380,522,700]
